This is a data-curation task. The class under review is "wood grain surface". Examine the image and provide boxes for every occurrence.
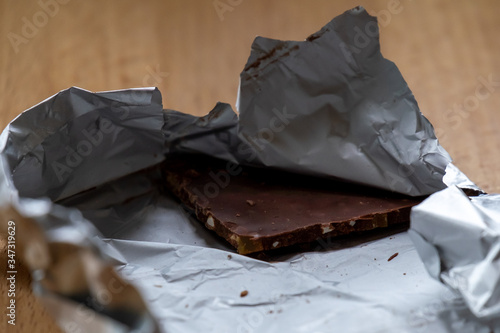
[0,1,499,332]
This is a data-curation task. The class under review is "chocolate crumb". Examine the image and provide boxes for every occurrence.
[240,290,249,297]
[268,310,274,314]
[388,252,399,261]
[246,200,256,206]
[403,273,406,275]
[227,254,232,260]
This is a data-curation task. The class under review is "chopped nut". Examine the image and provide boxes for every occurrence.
[246,200,256,206]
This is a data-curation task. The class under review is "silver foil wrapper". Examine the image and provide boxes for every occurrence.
[2,87,165,201]
[0,87,165,332]
[410,187,500,322]
[166,7,452,197]
[236,6,451,196]
[0,6,495,333]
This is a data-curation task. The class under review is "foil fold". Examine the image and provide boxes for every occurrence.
[410,187,500,320]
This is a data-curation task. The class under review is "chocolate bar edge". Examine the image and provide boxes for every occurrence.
[164,169,416,255]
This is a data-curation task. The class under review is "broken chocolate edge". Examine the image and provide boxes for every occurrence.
[162,154,420,255]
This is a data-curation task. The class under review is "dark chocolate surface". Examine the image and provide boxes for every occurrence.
[163,154,422,254]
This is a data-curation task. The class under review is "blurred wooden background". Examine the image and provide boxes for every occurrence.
[0,0,499,332]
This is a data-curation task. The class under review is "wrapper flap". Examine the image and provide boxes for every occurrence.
[1,87,165,202]
[237,7,451,196]
[162,7,453,197]
[163,102,245,163]
[0,88,165,332]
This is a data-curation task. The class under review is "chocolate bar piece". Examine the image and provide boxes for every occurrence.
[163,154,422,254]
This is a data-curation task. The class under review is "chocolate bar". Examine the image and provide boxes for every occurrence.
[163,154,422,254]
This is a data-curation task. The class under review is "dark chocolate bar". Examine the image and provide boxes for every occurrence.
[163,154,422,254]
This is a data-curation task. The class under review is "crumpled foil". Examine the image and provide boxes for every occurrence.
[164,7,452,197]
[410,186,500,323]
[235,6,451,196]
[0,6,495,333]
[0,87,165,332]
[2,87,165,201]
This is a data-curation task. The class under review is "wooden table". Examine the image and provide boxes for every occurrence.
[1,1,499,332]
